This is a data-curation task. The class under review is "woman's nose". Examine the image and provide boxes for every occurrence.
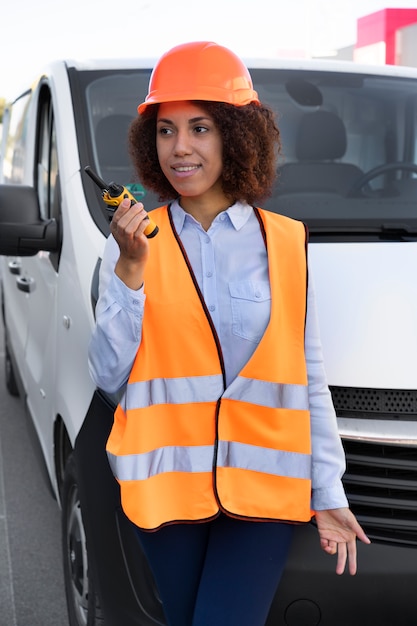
[173,129,192,155]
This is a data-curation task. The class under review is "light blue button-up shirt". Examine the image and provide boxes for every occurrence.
[88,200,348,510]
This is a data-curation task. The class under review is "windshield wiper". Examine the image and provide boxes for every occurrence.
[308,222,417,240]
[380,223,417,240]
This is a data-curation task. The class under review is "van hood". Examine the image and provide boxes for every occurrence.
[309,241,417,390]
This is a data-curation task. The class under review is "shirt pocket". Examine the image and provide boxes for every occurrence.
[229,280,271,343]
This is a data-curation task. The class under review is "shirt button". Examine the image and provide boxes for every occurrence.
[220,214,226,221]
[206,271,213,278]
[205,237,210,244]
[132,299,140,305]
[209,305,215,312]
[255,291,261,298]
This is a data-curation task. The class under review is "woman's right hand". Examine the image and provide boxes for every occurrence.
[111,197,151,290]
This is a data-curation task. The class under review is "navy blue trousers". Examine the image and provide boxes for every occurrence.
[135,513,294,626]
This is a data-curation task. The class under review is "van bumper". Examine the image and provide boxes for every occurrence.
[268,523,417,625]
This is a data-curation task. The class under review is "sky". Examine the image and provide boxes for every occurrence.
[1,0,417,100]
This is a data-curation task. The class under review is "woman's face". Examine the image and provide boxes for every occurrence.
[156,101,224,204]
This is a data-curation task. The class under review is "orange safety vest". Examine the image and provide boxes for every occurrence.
[107,205,312,530]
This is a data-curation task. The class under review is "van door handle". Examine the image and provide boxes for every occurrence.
[16,276,35,293]
[8,260,21,275]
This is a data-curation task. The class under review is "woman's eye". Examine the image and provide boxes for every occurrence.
[194,125,208,134]
[158,127,173,135]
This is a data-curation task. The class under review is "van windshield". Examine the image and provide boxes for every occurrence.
[75,67,417,241]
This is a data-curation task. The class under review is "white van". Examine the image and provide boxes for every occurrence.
[1,56,417,626]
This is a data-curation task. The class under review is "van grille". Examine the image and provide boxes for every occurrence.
[330,385,417,420]
[330,386,417,546]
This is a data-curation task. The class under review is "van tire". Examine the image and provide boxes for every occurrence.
[62,452,104,626]
[5,342,19,397]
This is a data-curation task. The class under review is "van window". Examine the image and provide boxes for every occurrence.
[37,91,59,221]
[3,91,32,183]
[72,67,417,241]
[35,86,62,270]
[69,69,156,232]
[255,69,417,239]
[84,73,150,189]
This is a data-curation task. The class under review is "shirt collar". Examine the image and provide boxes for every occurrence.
[170,199,253,234]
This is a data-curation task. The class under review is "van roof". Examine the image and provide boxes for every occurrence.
[62,56,417,79]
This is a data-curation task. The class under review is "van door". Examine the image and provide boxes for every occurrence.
[22,86,62,469]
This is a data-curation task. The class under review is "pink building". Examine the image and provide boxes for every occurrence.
[354,8,417,66]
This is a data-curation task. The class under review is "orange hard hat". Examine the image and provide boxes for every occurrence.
[138,41,260,114]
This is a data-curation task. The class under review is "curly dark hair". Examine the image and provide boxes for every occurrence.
[128,101,281,205]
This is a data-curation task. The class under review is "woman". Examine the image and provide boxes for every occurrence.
[88,41,370,626]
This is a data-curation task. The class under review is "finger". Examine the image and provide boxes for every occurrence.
[115,207,148,238]
[353,521,371,545]
[335,541,348,575]
[347,539,358,576]
[127,209,151,239]
[114,199,144,224]
[113,196,134,218]
[320,538,337,555]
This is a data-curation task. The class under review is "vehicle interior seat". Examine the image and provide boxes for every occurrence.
[95,114,135,185]
[277,110,363,196]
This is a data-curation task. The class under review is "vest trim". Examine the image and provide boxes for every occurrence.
[122,375,308,411]
[223,376,309,410]
[217,441,311,478]
[123,374,224,409]
[107,441,310,482]
[107,445,214,481]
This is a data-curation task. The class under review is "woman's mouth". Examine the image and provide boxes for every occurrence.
[173,165,200,172]
[171,164,201,177]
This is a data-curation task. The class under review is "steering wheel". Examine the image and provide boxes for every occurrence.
[347,162,417,197]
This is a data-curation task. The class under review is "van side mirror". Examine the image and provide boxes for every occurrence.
[0,184,60,256]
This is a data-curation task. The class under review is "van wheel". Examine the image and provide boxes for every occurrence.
[62,453,104,626]
[5,342,19,396]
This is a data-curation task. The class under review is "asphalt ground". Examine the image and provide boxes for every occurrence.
[0,322,68,626]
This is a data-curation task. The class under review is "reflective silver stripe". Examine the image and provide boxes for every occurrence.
[223,376,309,410]
[124,375,307,411]
[107,445,214,481]
[217,440,311,479]
[108,441,311,482]
[124,374,224,410]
